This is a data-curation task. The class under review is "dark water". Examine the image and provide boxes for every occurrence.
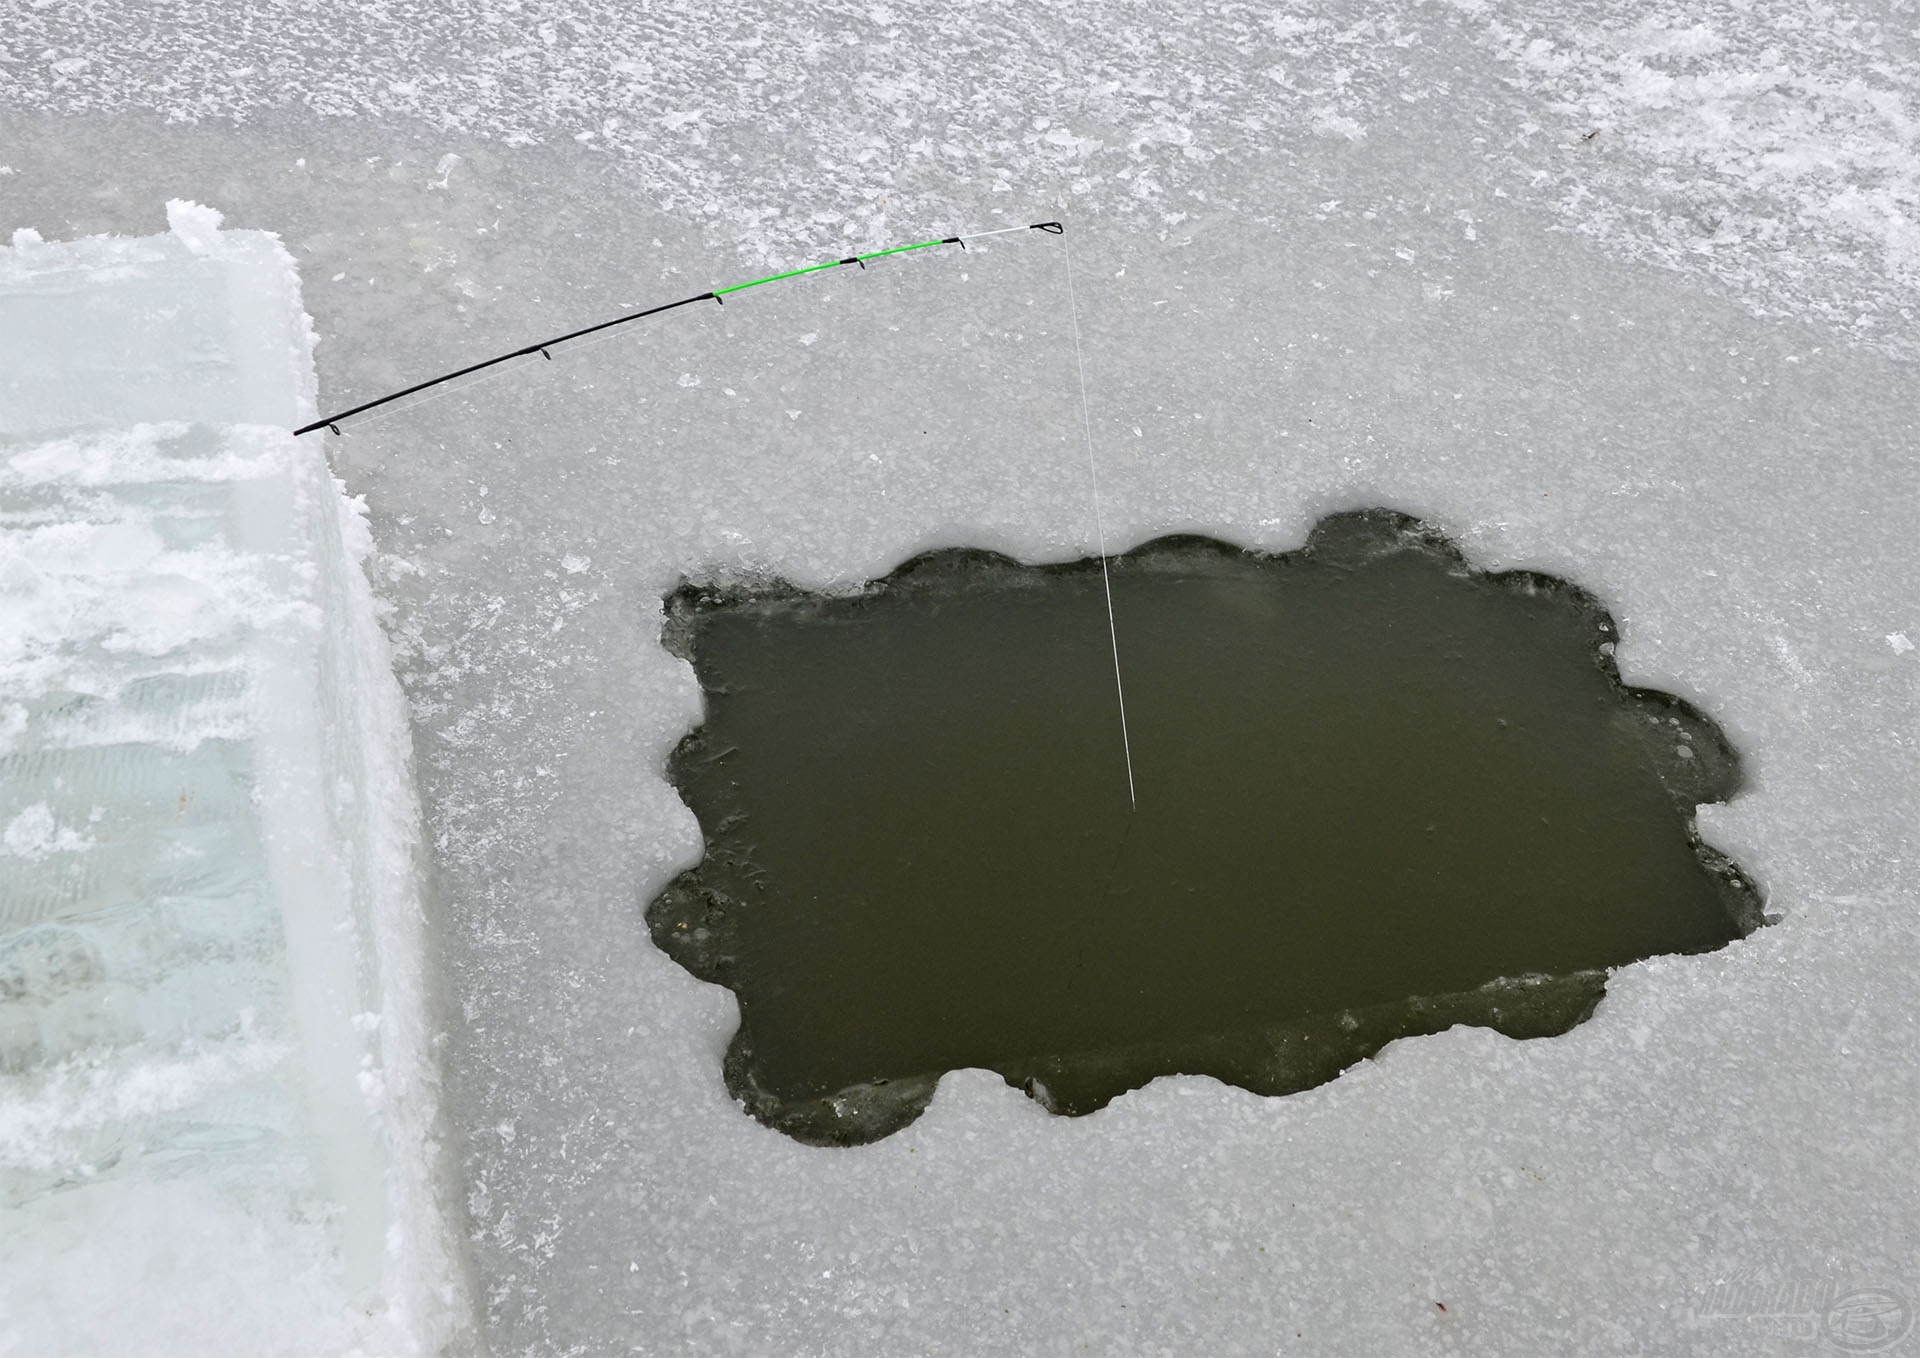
[651,511,1761,1145]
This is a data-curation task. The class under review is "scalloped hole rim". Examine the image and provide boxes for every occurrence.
[650,510,1764,1146]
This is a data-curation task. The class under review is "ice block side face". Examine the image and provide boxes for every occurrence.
[651,511,1762,1145]
[0,439,285,1086]
[0,216,461,1356]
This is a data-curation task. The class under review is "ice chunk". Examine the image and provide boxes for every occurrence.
[164,197,224,255]
[0,223,463,1355]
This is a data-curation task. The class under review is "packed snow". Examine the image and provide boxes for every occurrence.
[3,0,1917,1354]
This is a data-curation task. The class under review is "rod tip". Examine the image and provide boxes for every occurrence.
[1032,221,1065,234]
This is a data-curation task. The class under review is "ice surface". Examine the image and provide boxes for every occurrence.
[0,222,464,1354]
[4,0,1919,1353]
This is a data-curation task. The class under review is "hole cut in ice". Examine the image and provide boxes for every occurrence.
[650,510,1763,1146]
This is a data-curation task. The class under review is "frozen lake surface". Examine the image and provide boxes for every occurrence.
[4,0,1918,1353]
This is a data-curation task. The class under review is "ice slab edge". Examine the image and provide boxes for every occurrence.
[0,210,468,1355]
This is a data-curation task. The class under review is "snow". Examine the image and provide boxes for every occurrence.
[0,220,464,1354]
[3,0,1918,1353]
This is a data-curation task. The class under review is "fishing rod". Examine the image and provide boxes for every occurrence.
[293,213,1133,807]
[293,219,1064,437]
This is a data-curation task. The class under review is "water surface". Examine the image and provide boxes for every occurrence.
[652,511,1760,1144]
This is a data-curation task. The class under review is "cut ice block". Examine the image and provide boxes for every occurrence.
[0,208,463,1355]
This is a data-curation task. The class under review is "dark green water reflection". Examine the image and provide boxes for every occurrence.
[651,511,1761,1145]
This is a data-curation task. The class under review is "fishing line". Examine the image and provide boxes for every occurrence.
[295,219,1061,437]
[1060,232,1138,811]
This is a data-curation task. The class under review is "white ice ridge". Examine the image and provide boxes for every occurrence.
[0,207,464,1355]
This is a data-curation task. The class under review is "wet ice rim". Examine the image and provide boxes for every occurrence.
[650,510,1767,1145]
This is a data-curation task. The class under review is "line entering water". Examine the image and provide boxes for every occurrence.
[1060,233,1137,811]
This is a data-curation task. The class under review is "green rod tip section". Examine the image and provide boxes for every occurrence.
[715,236,954,295]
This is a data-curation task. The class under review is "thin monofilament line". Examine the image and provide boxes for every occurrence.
[1061,233,1138,811]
